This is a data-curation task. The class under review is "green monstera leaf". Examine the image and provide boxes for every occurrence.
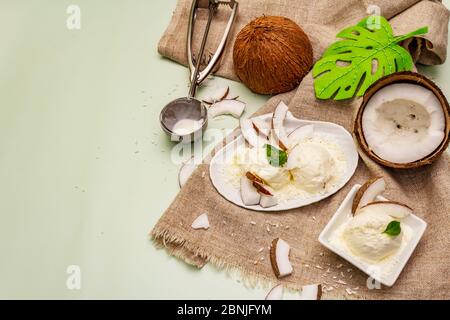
[313,16,428,100]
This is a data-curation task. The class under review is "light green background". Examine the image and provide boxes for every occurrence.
[0,0,448,299]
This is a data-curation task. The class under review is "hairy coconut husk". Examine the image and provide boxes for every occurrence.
[354,71,450,169]
[233,16,313,95]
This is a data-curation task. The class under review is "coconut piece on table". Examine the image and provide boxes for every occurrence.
[298,284,322,300]
[202,86,229,105]
[265,284,284,300]
[191,213,210,230]
[225,92,239,100]
[270,238,293,278]
[178,158,198,188]
[209,100,246,119]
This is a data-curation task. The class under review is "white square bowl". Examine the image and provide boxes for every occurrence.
[318,184,427,287]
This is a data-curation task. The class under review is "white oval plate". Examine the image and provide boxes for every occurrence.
[209,113,359,212]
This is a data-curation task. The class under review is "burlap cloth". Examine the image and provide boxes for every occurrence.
[152,0,450,299]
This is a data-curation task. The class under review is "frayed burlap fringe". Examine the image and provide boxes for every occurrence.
[151,225,360,300]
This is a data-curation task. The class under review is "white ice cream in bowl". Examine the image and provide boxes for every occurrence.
[342,207,403,263]
[319,177,427,286]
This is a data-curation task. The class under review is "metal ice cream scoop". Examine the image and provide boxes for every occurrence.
[160,0,238,142]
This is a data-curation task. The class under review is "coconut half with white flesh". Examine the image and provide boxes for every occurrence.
[265,284,284,300]
[351,177,386,214]
[298,284,322,300]
[272,101,290,150]
[355,72,450,169]
[209,100,246,118]
[270,238,293,278]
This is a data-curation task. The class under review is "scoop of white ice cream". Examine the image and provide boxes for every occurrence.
[343,208,403,263]
[235,146,290,189]
[287,143,335,193]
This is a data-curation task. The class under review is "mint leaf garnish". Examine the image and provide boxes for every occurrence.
[383,221,401,236]
[265,144,288,167]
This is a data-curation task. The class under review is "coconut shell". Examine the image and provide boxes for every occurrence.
[354,71,450,169]
[233,16,313,95]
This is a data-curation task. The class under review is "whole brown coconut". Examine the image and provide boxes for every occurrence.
[233,16,313,95]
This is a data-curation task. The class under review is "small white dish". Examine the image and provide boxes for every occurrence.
[318,184,427,287]
[209,112,359,212]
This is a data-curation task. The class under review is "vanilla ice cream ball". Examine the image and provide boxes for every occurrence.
[343,208,403,263]
[235,146,290,189]
[287,143,335,193]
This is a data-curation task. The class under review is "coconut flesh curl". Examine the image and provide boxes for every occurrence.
[233,16,313,95]
[362,83,446,164]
